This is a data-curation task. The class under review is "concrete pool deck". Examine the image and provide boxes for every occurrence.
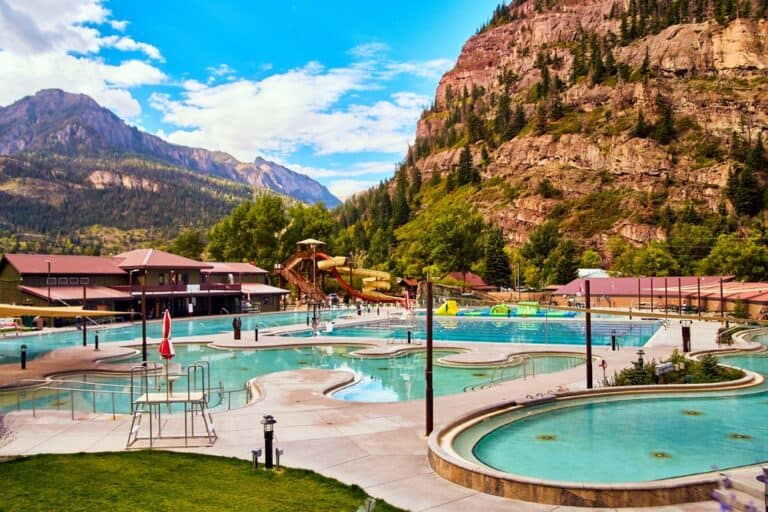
[0,312,765,511]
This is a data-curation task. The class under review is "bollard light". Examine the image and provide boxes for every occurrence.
[261,414,277,469]
[251,448,262,469]
[255,326,259,342]
[94,333,99,351]
[20,344,27,370]
[275,448,283,468]
[636,348,645,368]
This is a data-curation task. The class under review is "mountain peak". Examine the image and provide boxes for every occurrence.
[0,89,339,207]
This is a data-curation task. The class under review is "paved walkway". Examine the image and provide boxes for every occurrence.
[0,312,764,511]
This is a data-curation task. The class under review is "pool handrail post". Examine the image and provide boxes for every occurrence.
[585,279,593,389]
[426,281,434,436]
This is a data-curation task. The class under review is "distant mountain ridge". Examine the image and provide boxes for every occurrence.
[0,89,339,207]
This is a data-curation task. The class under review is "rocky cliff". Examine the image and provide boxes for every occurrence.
[408,0,768,255]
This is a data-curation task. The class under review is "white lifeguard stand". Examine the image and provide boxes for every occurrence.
[126,361,217,448]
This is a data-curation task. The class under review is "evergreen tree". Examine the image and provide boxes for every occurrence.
[483,227,512,287]
[391,169,410,228]
[511,104,526,137]
[746,133,766,172]
[633,111,650,137]
[494,89,512,141]
[457,145,474,186]
[639,47,651,77]
[652,94,676,144]
[589,33,605,85]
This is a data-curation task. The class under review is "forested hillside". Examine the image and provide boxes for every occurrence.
[325,0,768,288]
[0,154,252,255]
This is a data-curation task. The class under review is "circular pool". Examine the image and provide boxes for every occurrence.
[429,366,763,507]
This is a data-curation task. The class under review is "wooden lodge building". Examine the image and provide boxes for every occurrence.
[0,250,289,321]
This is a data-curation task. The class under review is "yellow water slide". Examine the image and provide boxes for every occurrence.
[316,255,402,302]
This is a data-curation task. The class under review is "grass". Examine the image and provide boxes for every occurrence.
[0,451,407,512]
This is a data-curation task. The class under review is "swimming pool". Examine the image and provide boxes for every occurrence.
[440,345,768,487]
[0,309,352,364]
[290,317,660,347]
[2,344,585,413]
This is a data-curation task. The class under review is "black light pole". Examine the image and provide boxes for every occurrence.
[46,259,52,329]
[46,259,51,306]
[261,414,277,469]
[82,285,87,347]
[425,281,434,435]
[585,279,593,389]
[141,269,147,363]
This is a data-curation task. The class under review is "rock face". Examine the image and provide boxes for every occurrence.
[409,0,768,251]
[0,89,339,207]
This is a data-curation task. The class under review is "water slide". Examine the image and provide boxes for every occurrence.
[315,252,402,303]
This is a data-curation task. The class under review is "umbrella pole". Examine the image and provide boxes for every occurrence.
[165,359,171,412]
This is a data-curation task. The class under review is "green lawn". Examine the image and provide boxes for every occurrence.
[0,451,407,512]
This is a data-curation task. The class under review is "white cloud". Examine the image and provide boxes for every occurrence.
[110,19,128,31]
[155,59,430,161]
[328,179,381,200]
[285,160,396,180]
[109,36,163,61]
[0,0,166,119]
[348,42,388,59]
[384,58,454,80]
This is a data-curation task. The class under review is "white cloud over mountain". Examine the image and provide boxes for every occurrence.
[0,0,455,197]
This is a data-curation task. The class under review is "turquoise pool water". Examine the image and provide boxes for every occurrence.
[457,349,768,483]
[3,345,585,412]
[290,317,660,347]
[0,309,351,364]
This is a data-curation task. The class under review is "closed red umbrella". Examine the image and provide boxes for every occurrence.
[158,309,174,359]
[157,309,174,400]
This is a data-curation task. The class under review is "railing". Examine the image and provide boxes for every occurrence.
[10,378,133,420]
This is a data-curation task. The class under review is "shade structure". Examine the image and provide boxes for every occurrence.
[158,309,174,359]
[296,238,325,246]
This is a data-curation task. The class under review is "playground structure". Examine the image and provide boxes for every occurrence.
[276,250,403,304]
[436,300,577,317]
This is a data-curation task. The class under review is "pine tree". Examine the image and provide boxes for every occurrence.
[483,227,512,287]
[633,110,650,137]
[457,145,473,186]
[513,104,526,133]
[494,90,512,141]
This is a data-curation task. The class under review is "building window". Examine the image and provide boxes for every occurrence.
[57,277,68,285]
[46,277,57,285]
[79,277,89,285]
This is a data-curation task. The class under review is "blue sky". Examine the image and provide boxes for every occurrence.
[0,0,501,199]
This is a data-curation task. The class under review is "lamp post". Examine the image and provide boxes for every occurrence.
[141,269,147,363]
[45,259,51,306]
[261,414,277,469]
[636,349,645,368]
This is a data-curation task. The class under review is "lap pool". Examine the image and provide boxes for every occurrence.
[290,317,660,346]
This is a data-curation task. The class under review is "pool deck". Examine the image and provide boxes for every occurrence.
[1,311,765,511]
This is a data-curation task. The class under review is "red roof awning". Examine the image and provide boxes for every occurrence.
[19,285,133,301]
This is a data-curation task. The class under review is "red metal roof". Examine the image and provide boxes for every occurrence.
[19,285,133,301]
[446,271,487,288]
[202,262,268,274]
[3,254,126,275]
[113,249,213,270]
[555,276,735,296]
